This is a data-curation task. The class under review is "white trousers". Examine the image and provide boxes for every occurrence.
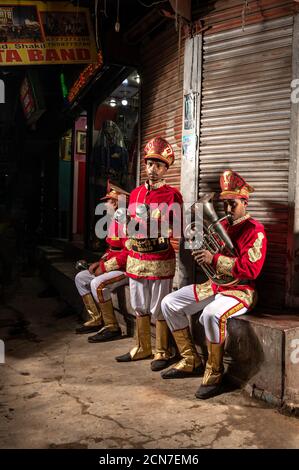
[75,269,128,303]
[161,284,248,344]
[129,278,173,322]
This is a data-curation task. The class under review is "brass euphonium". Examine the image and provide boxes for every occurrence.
[184,193,238,286]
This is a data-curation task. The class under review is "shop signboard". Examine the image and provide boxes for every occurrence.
[20,71,45,125]
[0,1,97,65]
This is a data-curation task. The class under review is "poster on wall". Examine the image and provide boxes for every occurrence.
[76,130,86,154]
[60,129,72,161]
[20,70,45,125]
[184,93,196,130]
[182,134,196,162]
[0,1,97,65]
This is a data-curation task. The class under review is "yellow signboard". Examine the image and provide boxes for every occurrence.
[0,1,97,65]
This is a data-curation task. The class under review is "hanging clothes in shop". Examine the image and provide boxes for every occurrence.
[92,120,128,188]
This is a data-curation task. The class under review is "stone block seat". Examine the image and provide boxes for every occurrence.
[192,309,299,410]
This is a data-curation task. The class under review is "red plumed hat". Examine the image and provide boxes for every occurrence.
[219,170,254,200]
[144,136,174,167]
[100,180,130,201]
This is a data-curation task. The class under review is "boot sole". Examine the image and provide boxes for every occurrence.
[161,367,204,379]
[88,334,122,343]
[195,385,223,399]
[75,327,101,335]
[115,354,153,362]
[151,361,170,372]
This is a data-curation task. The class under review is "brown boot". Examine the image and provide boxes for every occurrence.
[88,299,121,342]
[161,327,204,378]
[115,315,152,362]
[76,293,103,334]
[151,320,172,371]
[195,340,225,399]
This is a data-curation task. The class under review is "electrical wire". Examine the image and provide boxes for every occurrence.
[95,0,99,49]
[115,0,120,32]
[242,0,250,31]
[137,0,168,8]
[103,0,108,17]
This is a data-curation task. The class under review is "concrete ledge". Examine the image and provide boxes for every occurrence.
[192,312,299,411]
[229,314,299,411]
[37,245,136,332]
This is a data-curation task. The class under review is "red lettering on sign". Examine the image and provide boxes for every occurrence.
[45,49,60,61]
[60,49,76,61]
[27,50,43,61]
[6,50,22,62]
[76,49,90,60]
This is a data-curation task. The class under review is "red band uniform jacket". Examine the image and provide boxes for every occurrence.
[125,180,183,280]
[194,215,267,309]
[99,219,129,273]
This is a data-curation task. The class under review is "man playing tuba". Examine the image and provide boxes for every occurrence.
[160,170,267,399]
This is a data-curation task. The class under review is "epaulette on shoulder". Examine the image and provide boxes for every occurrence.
[247,217,264,231]
[131,185,143,195]
[164,184,181,194]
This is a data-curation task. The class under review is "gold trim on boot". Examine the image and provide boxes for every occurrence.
[99,299,120,332]
[82,293,102,327]
[162,327,203,378]
[129,315,152,360]
[153,320,171,361]
[151,320,172,371]
[171,327,202,372]
[202,340,225,386]
[83,319,102,327]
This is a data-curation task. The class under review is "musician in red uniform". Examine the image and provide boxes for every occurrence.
[115,136,183,371]
[75,183,129,343]
[161,170,267,399]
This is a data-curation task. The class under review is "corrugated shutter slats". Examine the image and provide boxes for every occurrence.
[199,16,293,306]
[140,24,183,188]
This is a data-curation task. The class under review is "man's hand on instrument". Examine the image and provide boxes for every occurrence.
[192,249,213,266]
[89,262,100,274]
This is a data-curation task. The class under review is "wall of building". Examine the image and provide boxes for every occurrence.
[140,22,184,189]
[72,115,86,239]
[192,0,296,307]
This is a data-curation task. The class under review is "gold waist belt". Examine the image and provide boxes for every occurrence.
[131,238,170,253]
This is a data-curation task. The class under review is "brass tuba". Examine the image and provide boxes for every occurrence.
[184,193,238,286]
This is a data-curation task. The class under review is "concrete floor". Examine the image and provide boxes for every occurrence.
[1,276,299,449]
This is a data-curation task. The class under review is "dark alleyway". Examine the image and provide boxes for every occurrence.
[0,275,299,449]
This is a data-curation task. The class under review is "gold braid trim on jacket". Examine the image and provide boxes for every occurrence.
[216,255,236,276]
[104,258,119,272]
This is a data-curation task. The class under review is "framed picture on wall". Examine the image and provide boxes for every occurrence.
[76,130,87,154]
[60,129,72,160]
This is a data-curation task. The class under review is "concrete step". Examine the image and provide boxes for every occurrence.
[229,313,299,410]
[192,311,299,411]
[51,239,103,263]
[37,245,65,263]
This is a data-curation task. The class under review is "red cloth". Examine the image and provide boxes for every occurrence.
[211,216,267,307]
[99,219,128,273]
[126,181,183,280]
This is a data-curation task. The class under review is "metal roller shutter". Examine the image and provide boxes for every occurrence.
[198,16,293,307]
[140,24,184,189]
